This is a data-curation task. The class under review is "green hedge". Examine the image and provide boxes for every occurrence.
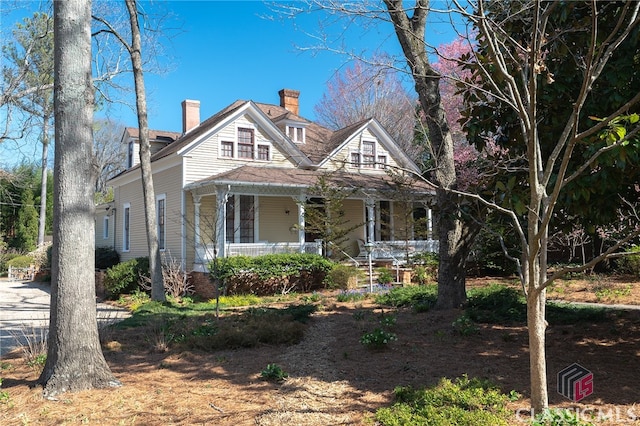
[103,257,149,298]
[209,253,334,296]
[6,255,35,269]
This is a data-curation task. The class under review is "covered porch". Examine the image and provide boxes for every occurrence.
[185,166,438,272]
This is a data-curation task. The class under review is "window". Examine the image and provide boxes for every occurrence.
[362,141,375,168]
[351,152,361,166]
[238,128,254,159]
[103,216,109,240]
[257,144,270,161]
[127,141,134,168]
[377,155,387,169]
[221,141,233,157]
[287,125,304,143]
[157,195,166,250]
[123,204,131,252]
[225,195,255,243]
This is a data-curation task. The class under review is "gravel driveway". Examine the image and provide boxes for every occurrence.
[0,278,130,358]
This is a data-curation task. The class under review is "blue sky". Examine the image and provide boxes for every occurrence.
[2,1,458,163]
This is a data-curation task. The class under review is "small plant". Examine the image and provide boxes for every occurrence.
[336,289,366,302]
[260,363,288,382]
[0,389,9,405]
[376,267,394,284]
[214,294,262,307]
[594,283,632,301]
[26,354,47,369]
[301,292,321,303]
[11,323,48,371]
[379,314,397,327]
[360,327,397,348]
[452,314,479,336]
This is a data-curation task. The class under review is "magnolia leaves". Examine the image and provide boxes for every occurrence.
[590,113,640,145]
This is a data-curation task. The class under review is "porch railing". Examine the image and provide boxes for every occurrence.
[357,239,439,261]
[195,241,323,270]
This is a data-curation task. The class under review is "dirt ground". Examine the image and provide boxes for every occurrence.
[2,275,640,425]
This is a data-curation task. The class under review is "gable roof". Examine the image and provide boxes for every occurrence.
[112,94,420,182]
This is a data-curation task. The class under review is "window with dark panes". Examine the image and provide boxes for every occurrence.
[238,128,254,159]
[258,144,269,161]
[239,195,255,243]
[351,152,360,166]
[221,141,233,158]
[362,141,375,168]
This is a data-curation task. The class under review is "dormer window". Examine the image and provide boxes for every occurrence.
[219,127,270,162]
[287,125,305,143]
[351,140,386,169]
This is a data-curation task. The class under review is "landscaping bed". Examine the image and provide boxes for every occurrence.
[1,275,639,425]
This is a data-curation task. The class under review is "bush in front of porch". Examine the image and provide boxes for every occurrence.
[209,253,334,296]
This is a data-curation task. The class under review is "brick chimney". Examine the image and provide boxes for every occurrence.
[182,99,200,133]
[278,89,300,116]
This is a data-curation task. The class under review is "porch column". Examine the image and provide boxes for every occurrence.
[193,195,201,247]
[427,207,433,239]
[296,195,306,252]
[366,198,375,243]
[216,187,230,258]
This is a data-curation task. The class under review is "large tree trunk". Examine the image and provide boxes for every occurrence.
[39,0,119,398]
[384,0,473,309]
[125,0,165,301]
[37,118,49,247]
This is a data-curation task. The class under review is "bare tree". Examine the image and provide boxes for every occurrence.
[92,119,125,198]
[39,0,119,397]
[91,0,166,301]
[314,57,420,157]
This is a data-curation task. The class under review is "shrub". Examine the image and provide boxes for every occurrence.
[375,376,513,426]
[376,267,394,284]
[375,284,437,310]
[210,253,333,296]
[103,257,150,298]
[6,255,34,269]
[325,263,361,289]
[0,249,22,275]
[95,247,120,270]
[616,245,640,276]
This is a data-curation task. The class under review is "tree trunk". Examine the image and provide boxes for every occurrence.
[384,0,473,309]
[37,118,49,247]
[125,0,165,301]
[528,285,548,412]
[39,0,119,398]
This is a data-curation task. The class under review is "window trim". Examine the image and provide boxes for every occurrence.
[286,124,305,143]
[157,194,166,251]
[123,203,131,252]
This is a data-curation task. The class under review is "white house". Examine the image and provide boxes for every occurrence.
[96,89,437,272]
